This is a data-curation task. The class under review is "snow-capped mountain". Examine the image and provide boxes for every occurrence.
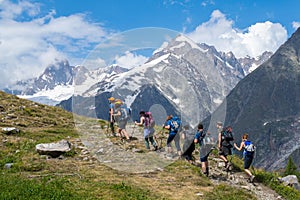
[238,51,273,75]
[3,60,128,105]
[64,34,259,127]
[3,34,271,118]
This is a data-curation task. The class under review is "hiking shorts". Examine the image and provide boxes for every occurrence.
[118,120,127,130]
[219,146,232,156]
[244,154,254,169]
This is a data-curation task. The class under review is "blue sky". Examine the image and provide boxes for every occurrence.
[0,0,300,87]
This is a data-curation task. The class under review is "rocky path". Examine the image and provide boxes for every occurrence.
[206,157,284,200]
[73,118,284,200]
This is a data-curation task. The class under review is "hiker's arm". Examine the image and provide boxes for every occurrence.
[194,131,199,144]
[234,142,244,151]
[135,117,144,126]
[163,124,170,130]
[109,107,113,122]
[113,110,121,117]
[162,121,170,130]
[218,133,221,149]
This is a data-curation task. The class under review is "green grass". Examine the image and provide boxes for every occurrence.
[230,154,300,200]
[255,170,300,200]
[204,184,256,200]
[1,91,300,200]
[0,172,161,200]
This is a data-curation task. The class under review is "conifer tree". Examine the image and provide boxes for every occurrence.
[284,156,297,176]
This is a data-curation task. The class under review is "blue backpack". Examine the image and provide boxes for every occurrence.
[170,116,181,132]
[244,140,255,155]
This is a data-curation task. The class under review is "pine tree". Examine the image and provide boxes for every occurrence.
[284,156,297,176]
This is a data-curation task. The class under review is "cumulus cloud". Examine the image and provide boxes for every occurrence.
[115,51,148,69]
[0,0,109,88]
[187,10,288,58]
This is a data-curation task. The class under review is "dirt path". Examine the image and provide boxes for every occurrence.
[74,119,284,200]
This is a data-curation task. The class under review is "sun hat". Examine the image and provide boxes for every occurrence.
[108,97,115,101]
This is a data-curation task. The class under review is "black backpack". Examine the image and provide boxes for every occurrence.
[221,126,234,147]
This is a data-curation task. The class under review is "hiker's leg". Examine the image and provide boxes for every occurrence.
[201,154,209,175]
[244,155,253,177]
[166,133,176,153]
[144,137,150,149]
[122,129,130,140]
[244,169,252,177]
[174,133,182,155]
[110,122,115,134]
[149,136,157,147]
[219,147,228,163]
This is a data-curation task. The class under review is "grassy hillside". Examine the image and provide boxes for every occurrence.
[0,91,299,200]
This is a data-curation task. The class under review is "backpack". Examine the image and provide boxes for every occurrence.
[196,130,206,146]
[119,105,131,121]
[145,112,155,128]
[244,140,255,153]
[170,116,181,132]
[221,126,234,141]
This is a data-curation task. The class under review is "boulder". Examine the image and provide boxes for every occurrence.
[36,140,71,158]
[2,127,20,135]
[278,175,300,191]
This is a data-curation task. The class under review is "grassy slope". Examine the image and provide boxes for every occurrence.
[0,91,298,200]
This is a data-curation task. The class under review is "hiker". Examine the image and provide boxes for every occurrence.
[108,97,116,136]
[194,123,214,176]
[181,125,195,163]
[218,123,234,170]
[234,133,256,183]
[113,101,130,142]
[135,111,158,150]
[163,115,182,156]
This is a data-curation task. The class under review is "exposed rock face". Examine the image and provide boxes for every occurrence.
[204,27,300,171]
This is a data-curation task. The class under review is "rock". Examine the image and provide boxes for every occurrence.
[4,163,13,169]
[2,127,20,135]
[278,175,300,191]
[36,140,71,158]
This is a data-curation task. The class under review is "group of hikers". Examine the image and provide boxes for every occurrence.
[107,97,256,183]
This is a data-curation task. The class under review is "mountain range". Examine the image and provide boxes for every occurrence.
[4,33,288,170]
[204,27,300,171]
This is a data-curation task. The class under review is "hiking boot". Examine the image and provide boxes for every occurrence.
[224,162,231,172]
[249,175,255,183]
[154,146,158,151]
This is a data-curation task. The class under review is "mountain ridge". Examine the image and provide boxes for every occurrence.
[204,27,300,171]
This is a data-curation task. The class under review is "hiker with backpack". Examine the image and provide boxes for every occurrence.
[113,101,130,142]
[162,115,182,157]
[218,124,234,171]
[234,133,256,183]
[135,111,158,150]
[194,123,215,176]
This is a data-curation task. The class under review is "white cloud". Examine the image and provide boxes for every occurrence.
[187,10,288,58]
[115,51,148,69]
[0,0,109,88]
